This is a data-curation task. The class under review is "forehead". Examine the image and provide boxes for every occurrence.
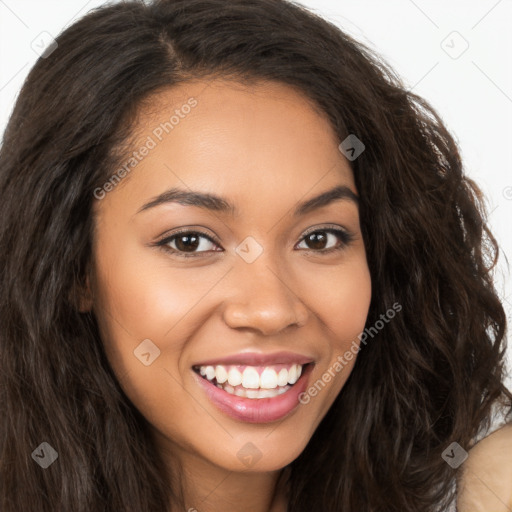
[136,77,334,135]
[96,78,356,216]
[132,78,347,164]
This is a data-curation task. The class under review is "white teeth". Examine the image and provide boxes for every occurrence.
[225,385,291,399]
[227,367,243,387]
[242,367,260,389]
[215,365,228,384]
[288,364,298,384]
[260,368,278,389]
[277,368,289,387]
[205,366,216,380]
[196,362,306,392]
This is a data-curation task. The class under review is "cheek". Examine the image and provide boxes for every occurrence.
[92,233,223,345]
[297,260,371,421]
[301,255,372,346]
[90,233,192,388]
[90,243,203,432]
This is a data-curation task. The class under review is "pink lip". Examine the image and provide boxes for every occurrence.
[192,362,314,423]
[192,351,314,367]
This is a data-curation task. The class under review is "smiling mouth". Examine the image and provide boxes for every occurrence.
[192,362,311,399]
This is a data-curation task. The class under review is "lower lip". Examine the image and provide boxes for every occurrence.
[192,364,314,423]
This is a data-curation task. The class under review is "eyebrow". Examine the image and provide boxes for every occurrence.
[137,184,359,217]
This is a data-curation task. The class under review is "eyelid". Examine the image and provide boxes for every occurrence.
[156,226,220,244]
[300,223,347,238]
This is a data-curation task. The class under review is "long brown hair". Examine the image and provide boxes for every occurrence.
[1,0,510,510]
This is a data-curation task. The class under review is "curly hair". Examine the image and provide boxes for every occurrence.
[0,0,510,510]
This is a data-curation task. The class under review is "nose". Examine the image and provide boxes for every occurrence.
[221,258,309,336]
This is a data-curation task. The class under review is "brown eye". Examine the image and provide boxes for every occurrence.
[173,233,202,252]
[296,228,354,253]
[156,230,221,258]
[304,232,329,250]
[156,226,354,259]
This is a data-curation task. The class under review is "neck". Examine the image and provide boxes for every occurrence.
[155,435,289,512]
[183,459,286,512]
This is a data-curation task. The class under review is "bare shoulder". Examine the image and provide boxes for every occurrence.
[457,422,512,512]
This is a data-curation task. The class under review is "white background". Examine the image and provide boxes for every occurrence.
[1,0,511,386]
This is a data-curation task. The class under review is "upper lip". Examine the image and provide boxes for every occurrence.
[192,351,314,367]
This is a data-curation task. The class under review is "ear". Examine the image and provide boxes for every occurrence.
[69,270,94,313]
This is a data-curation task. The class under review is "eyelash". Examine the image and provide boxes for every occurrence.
[154,225,355,259]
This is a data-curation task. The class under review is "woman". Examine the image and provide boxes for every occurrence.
[0,0,510,510]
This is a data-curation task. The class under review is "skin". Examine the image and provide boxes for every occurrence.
[82,78,372,512]
[458,422,512,511]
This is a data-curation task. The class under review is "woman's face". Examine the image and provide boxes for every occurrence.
[88,78,372,473]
